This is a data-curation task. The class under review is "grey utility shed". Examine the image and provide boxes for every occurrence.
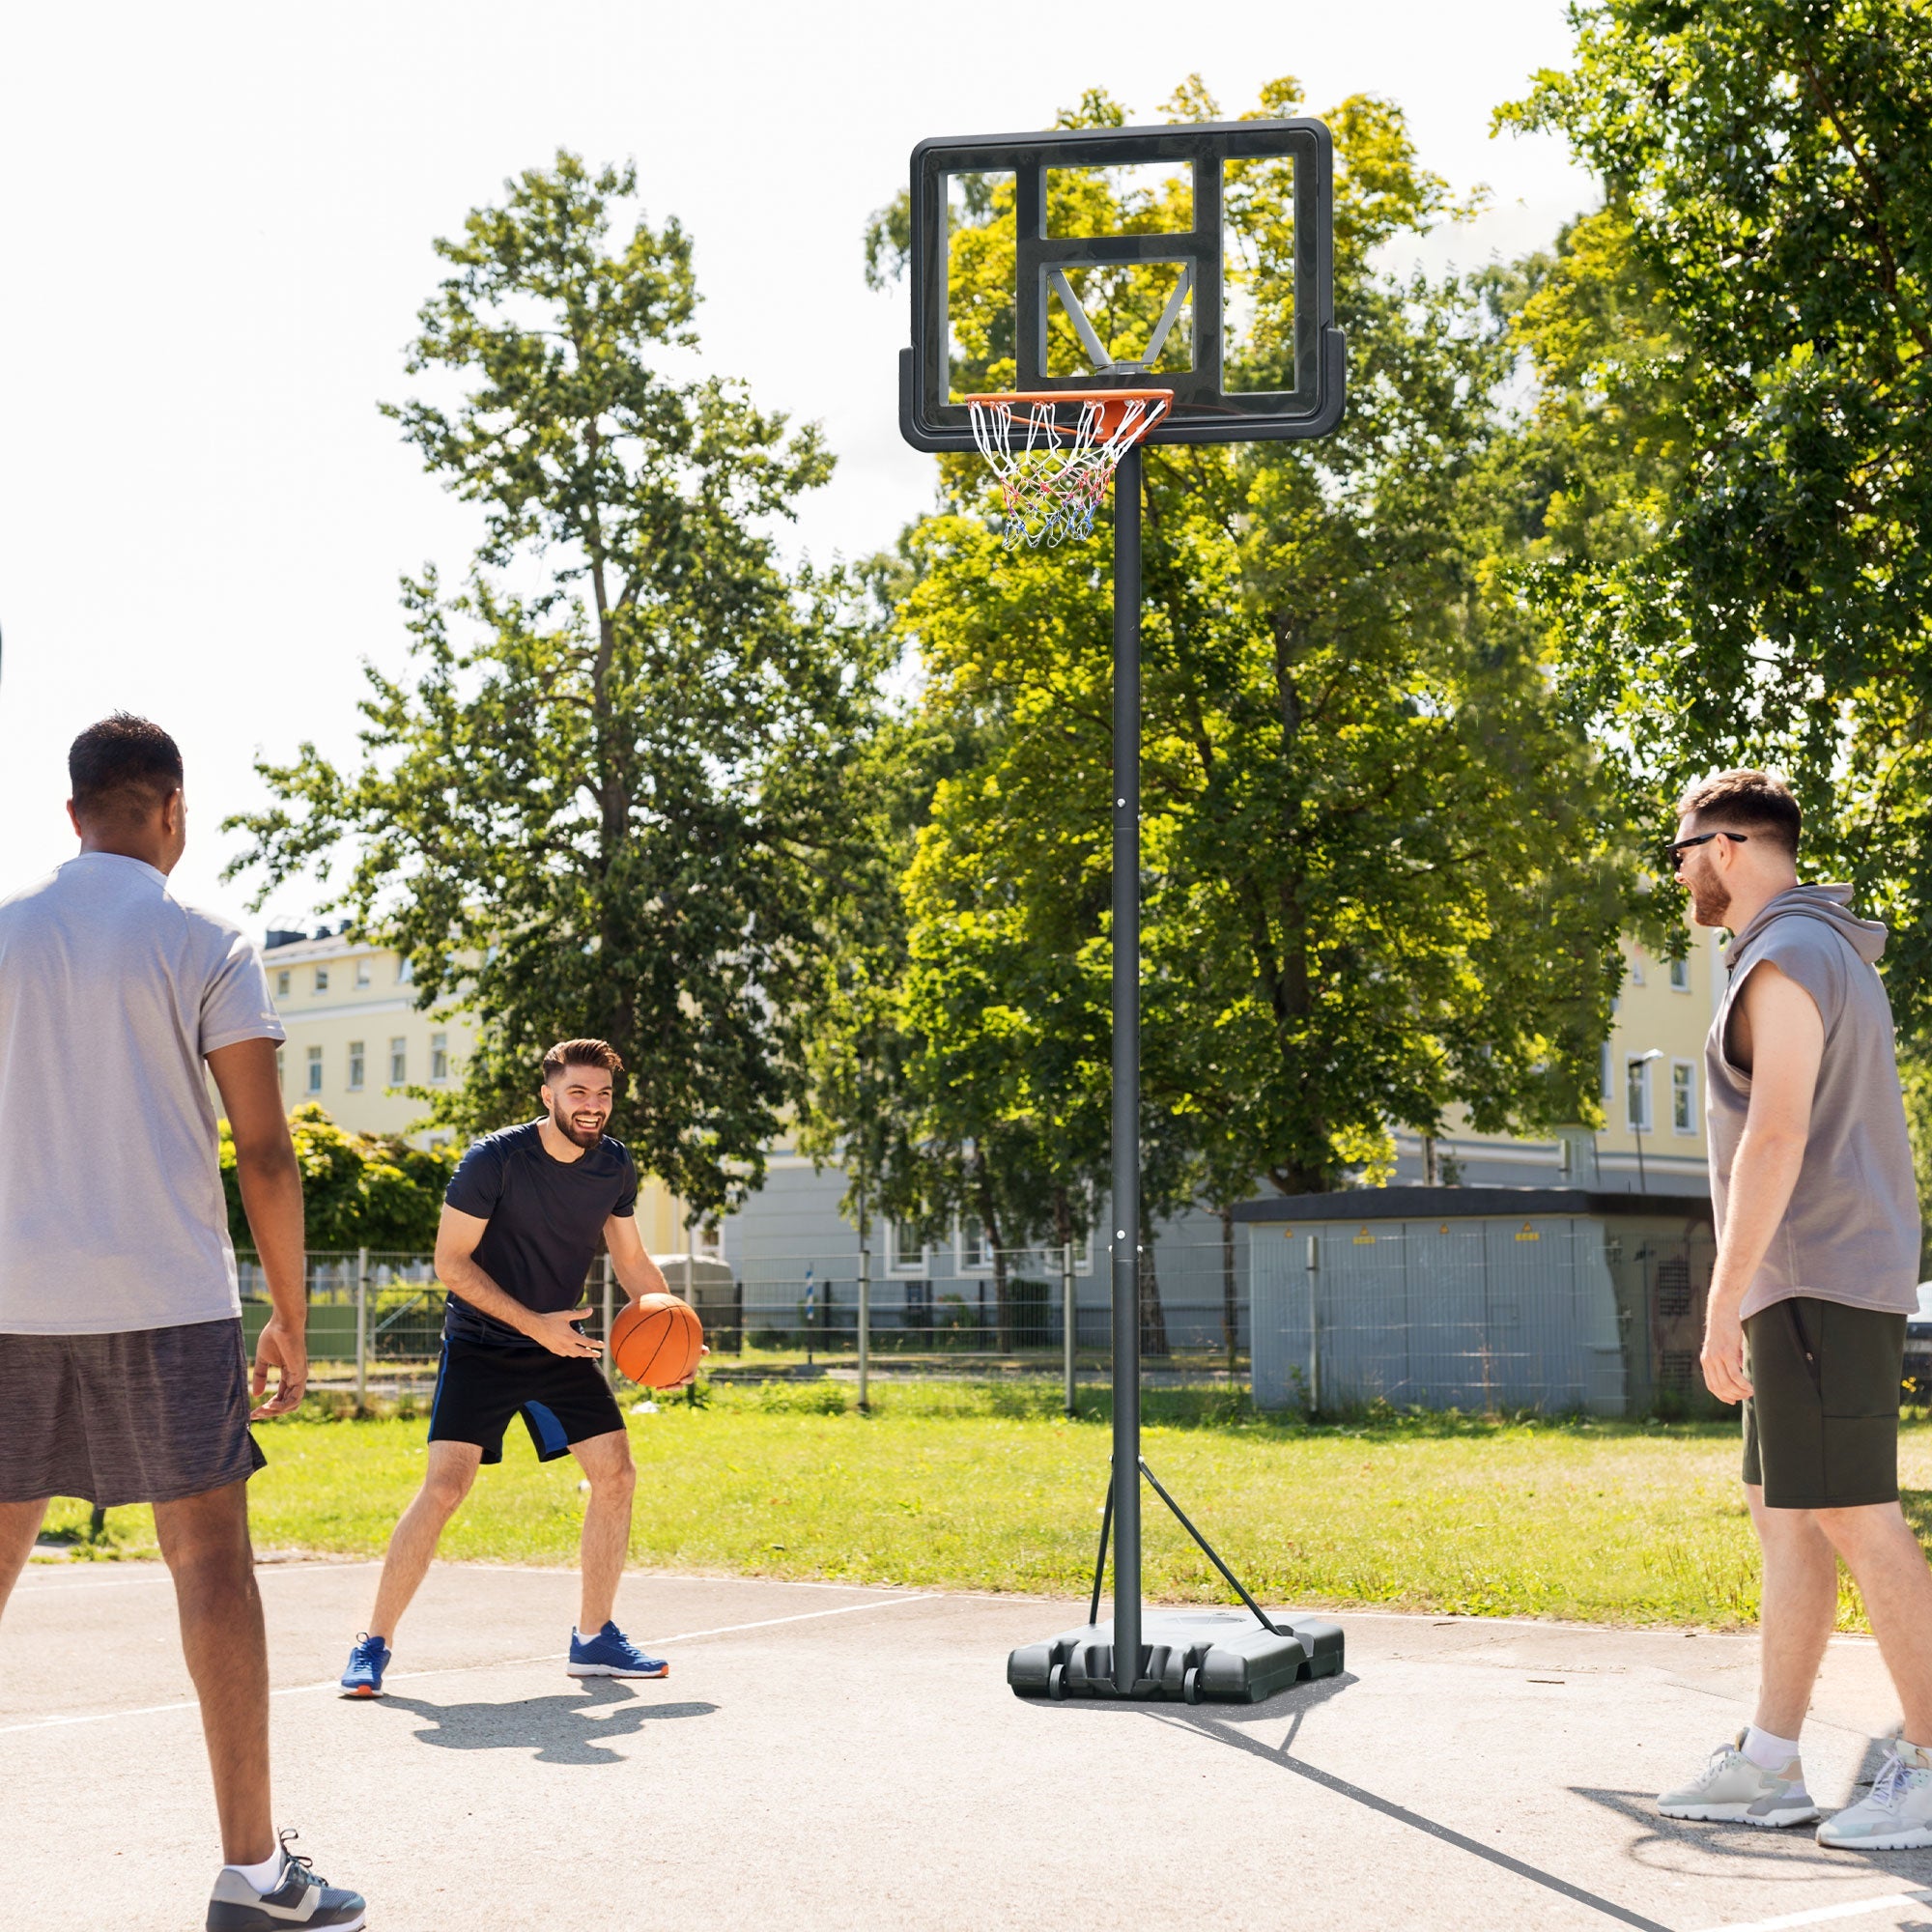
[1236,1187,1717,1418]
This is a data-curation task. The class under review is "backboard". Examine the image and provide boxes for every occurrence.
[898,118,1344,452]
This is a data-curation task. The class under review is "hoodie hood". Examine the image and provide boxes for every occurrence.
[1727,882,1888,969]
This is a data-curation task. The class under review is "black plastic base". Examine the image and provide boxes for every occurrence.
[1008,1608,1345,1704]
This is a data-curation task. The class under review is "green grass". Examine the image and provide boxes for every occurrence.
[39,1385,1932,1632]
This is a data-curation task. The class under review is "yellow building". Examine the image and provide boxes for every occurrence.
[263,926,693,1252]
[1395,923,1723,1195]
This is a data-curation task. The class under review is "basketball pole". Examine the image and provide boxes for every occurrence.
[1109,441,1143,1693]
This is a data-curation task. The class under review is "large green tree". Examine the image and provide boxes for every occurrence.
[877,78,1631,1274]
[1501,0,1932,1016]
[227,155,888,1219]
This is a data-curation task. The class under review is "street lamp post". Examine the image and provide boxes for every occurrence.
[1633,1048,1664,1194]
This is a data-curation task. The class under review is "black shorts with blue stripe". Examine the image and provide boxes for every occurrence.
[426,1335,626,1464]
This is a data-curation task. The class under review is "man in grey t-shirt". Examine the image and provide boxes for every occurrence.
[0,716,364,1929]
[1654,770,1932,1852]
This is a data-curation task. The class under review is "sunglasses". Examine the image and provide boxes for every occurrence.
[1662,830,1750,870]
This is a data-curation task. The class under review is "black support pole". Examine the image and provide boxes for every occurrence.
[1110,442,1143,1694]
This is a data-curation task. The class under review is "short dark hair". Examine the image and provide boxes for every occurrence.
[69,713,184,825]
[1676,768,1802,859]
[541,1037,624,1084]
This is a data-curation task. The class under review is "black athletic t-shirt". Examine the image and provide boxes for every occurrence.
[441,1121,639,1348]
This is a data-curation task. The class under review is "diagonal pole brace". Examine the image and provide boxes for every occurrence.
[1138,1456,1277,1635]
[1087,1464,1115,1629]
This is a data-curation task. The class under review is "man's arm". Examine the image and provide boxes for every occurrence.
[1701,960,1825,1404]
[434,1204,602,1357]
[605,1215,671,1305]
[207,1037,307,1419]
[605,1216,707,1388]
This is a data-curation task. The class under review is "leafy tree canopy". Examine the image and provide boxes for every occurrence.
[1500,0,1932,1014]
[226,154,892,1219]
[220,1105,455,1252]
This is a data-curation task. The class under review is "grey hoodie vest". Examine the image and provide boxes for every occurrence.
[1707,883,1920,1320]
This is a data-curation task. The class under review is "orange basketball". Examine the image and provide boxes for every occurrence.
[611,1293,704,1389]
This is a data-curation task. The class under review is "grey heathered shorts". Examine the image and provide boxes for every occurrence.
[0,1317,267,1507]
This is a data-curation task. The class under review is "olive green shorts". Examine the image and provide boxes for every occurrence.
[1742,1295,1906,1510]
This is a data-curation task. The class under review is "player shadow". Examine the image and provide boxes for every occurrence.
[1572,1734,1932,1890]
[381,1680,718,1766]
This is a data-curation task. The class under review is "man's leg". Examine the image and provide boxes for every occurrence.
[570,1429,635,1634]
[1748,1484,1839,1736]
[1815,1502,1932,1742]
[366,1441,481,1641]
[0,1499,49,1617]
[153,1479,273,1868]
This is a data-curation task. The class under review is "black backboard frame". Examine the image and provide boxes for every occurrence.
[898,117,1344,451]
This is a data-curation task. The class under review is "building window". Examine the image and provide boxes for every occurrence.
[1627,1057,1654,1133]
[430,1032,448,1084]
[396,956,414,984]
[1672,1061,1696,1134]
[275,970,291,997]
[314,967,329,993]
[1627,950,1645,987]
[1669,956,1690,992]
[355,958,372,989]
[275,1046,285,1089]
[886,1222,927,1275]
[958,1223,985,1271]
[389,1037,408,1086]
[347,1041,365,1092]
[305,1045,323,1095]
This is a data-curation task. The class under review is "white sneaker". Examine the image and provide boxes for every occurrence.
[1817,1743,1932,1850]
[1658,1729,1821,1828]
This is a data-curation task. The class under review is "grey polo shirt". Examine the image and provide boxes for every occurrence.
[0,854,285,1335]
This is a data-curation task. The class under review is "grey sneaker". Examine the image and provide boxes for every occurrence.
[1658,1729,1820,1828]
[1817,1742,1932,1849]
[207,1832,365,1930]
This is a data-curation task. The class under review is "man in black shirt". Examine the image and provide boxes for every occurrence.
[338,1038,693,1695]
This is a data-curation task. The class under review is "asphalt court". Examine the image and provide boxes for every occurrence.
[9,1561,1932,1931]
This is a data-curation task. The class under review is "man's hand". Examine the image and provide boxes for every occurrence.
[1701,1299,1753,1406]
[531,1305,603,1358]
[251,1315,309,1419]
[662,1343,710,1392]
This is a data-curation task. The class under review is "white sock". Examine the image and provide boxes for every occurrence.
[226,1848,285,1893]
[1743,1725,1802,1771]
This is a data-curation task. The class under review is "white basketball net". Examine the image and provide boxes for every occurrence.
[968,394,1170,549]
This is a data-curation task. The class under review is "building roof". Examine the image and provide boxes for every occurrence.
[1232,1185,1714,1224]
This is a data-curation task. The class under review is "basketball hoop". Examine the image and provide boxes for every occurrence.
[966,388,1172,549]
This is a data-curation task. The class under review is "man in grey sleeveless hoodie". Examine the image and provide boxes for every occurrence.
[1655,771,1932,1848]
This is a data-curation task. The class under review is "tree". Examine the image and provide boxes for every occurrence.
[878,77,1631,1292]
[1500,0,1932,1020]
[226,154,890,1221]
[219,1105,454,1252]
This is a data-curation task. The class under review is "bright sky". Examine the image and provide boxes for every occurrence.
[0,0,1594,937]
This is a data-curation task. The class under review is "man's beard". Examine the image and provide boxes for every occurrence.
[551,1102,606,1149]
[1687,870,1731,926]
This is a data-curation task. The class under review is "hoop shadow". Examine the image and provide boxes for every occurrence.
[380,1681,718,1766]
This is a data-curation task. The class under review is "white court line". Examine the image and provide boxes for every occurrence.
[1687,1889,1932,1931]
[0,1592,939,1737]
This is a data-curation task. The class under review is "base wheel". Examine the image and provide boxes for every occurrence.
[1182,1665,1202,1705]
[1048,1662,1068,1701]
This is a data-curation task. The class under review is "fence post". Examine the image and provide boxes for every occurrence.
[601,1253,614,1388]
[857,1196,871,1413]
[355,1246,369,1406]
[1062,1238,1076,1417]
[1305,1234,1321,1416]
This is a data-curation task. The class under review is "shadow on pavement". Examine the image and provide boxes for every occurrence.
[1146,1684,1672,1932]
[380,1680,719,1765]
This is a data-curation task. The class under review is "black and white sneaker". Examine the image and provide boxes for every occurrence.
[206,1831,366,1930]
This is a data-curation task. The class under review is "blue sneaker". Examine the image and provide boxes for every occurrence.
[338,1633,390,1698]
[568,1621,668,1679]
